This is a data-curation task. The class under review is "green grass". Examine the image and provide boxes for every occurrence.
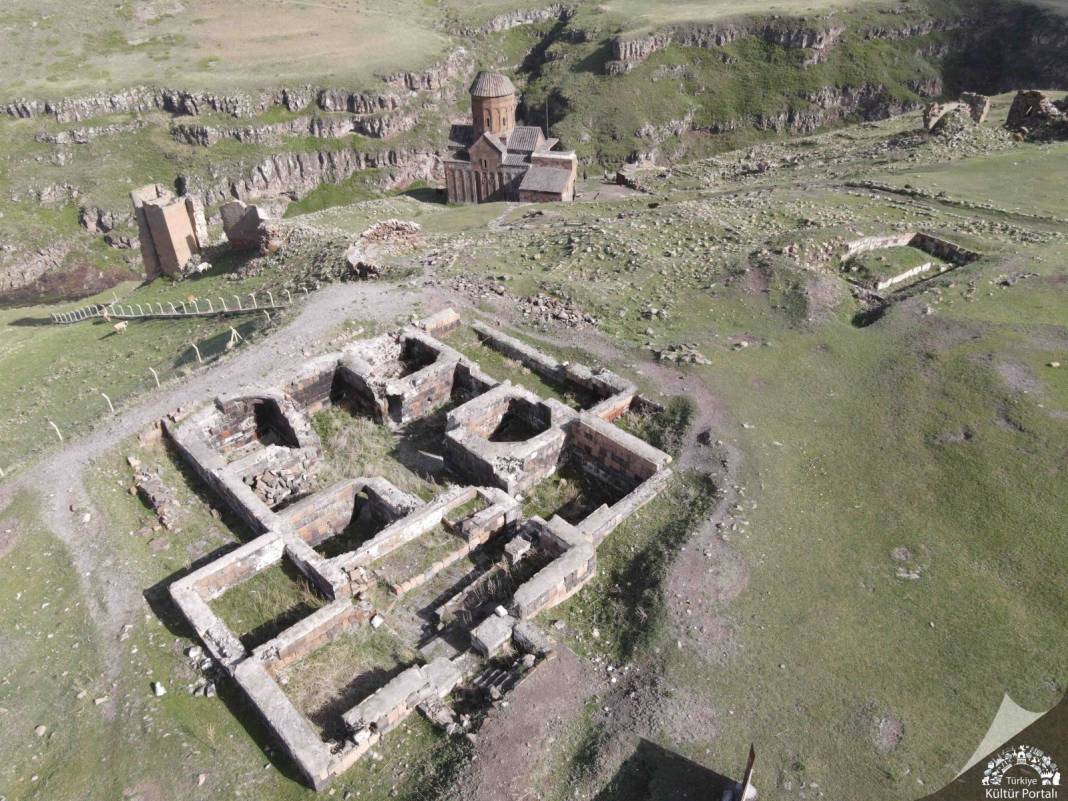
[0,0,453,98]
[0,259,282,474]
[877,141,1068,220]
[312,407,443,500]
[283,170,387,218]
[0,494,117,801]
[373,524,466,590]
[441,324,590,406]
[846,245,941,284]
[279,624,418,737]
[550,472,718,663]
[209,562,326,649]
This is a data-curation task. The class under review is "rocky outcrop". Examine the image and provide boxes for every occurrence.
[35,119,147,145]
[187,148,443,207]
[6,83,410,122]
[379,48,471,92]
[169,109,418,147]
[78,206,132,235]
[639,79,940,144]
[609,19,846,71]
[0,242,72,293]
[316,88,402,114]
[2,86,285,123]
[452,5,573,36]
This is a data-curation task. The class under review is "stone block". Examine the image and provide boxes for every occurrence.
[143,195,199,276]
[512,619,554,656]
[221,200,269,251]
[472,613,516,656]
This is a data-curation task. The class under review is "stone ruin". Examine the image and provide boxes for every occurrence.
[164,308,673,790]
[840,231,982,292]
[220,199,284,254]
[1005,89,1068,139]
[922,92,991,132]
[130,183,209,279]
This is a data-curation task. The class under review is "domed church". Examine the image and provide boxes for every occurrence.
[444,70,578,204]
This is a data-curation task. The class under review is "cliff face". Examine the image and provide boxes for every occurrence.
[169,109,419,147]
[610,19,847,68]
[1,48,470,123]
[184,148,443,208]
[451,4,573,36]
[605,3,1068,91]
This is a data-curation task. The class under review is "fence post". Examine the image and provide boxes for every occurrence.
[220,297,227,312]
[101,392,115,414]
[191,342,203,363]
[169,303,177,314]
[266,290,275,307]
[235,295,242,311]
[249,292,256,308]
[48,420,63,442]
[206,299,213,313]
[284,289,292,304]
[149,367,160,388]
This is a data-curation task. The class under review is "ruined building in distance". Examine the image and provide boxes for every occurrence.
[445,70,578,204]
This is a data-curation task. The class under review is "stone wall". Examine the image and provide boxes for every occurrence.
[471,321,636,416]
[255,599,371,671]
[567,413,669,496]
[163,310,676,791]
[512,542,596,619]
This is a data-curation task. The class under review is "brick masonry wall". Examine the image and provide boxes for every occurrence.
[283,480,361,546]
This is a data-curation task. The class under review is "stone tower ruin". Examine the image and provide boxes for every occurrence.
[130,184,208,280]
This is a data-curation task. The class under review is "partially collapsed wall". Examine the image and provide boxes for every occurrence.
[164,309,673,790]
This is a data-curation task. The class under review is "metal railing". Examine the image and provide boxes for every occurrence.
[50,288,306,325]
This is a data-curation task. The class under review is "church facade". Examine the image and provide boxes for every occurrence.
[444,71,577,204]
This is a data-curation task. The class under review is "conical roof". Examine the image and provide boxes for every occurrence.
[469,70,515,98]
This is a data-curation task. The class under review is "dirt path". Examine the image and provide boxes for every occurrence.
[435,291,752,798]
[462,647,602,801]
[0,280,432,683]
[1,273,751,785]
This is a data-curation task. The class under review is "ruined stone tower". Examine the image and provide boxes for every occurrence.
[469,70,516,139]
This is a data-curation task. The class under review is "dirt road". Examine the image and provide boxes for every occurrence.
[0,280,432,683]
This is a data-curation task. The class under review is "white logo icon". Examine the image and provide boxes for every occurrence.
[982,744,1061,787]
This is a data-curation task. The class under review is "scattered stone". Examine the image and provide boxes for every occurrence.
[134,469,181,530]
[152,682,167,697]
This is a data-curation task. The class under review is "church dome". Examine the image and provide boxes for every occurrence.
[469,70,516,98]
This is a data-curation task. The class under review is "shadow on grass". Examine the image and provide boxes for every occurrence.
[142,564,310,788]
[399,186,448,205]
[593,738,741,801]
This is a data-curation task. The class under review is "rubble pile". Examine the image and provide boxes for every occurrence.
[133,468,182,530]
[649,343,711,365]
[244,463,314,508]
[518,291,597,328]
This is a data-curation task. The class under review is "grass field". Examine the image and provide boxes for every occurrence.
[0,29,1066,801]
[0,0,451,98]
[0,258,282,475]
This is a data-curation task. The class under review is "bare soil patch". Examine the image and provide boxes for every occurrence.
[463,647,598,801]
